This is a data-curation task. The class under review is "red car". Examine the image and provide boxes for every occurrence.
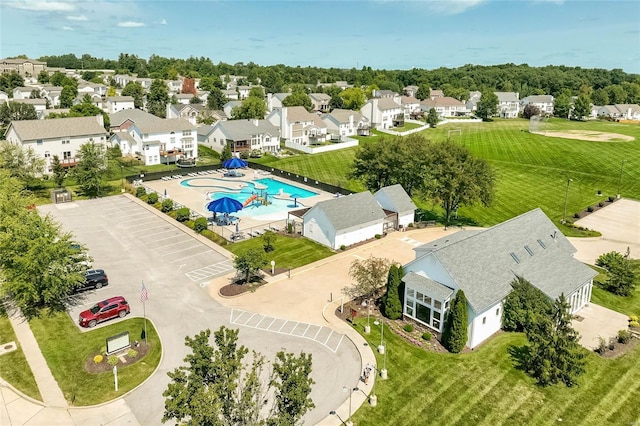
[79,296,130,328]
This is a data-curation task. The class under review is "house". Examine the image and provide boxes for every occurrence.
[166,103,207,125]
[401,208,596,349]
[266,93,290,111]
[316,80,352,90]
[360,98,403,129]
[466,91,482,112]
[222,89,240,101]
[429,89,444,100]
[175,93,195,105]
[109,109,197,166]
[404,85,419,97]
[400,96,421,119]
[321,109,369,138]
[223,101,243,118]
[3,115,107,173]
[495,92,520,118]
[374,184,416,229]
[42,85,64,107]
[200,119,279,154]
[0,91,8,103]
[0,58,46,76]
[598,104,640,120]
[372,89,399,99]
[105,96,135,114]
[520,95,554,116]
[266,106,327,146]
[309,93,331,113]
[420,97,468,118]
[12,86,35,99]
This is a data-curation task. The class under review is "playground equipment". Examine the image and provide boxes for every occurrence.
[243,194,257,207]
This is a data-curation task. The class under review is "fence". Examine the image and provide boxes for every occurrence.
[248,162,353,196]
[125,163,222,183]
[284,137,359,154]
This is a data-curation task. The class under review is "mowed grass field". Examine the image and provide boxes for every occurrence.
[351,320,640,426]
[254,119,640,226]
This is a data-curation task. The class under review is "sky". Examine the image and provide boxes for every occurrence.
[0,0,639,73]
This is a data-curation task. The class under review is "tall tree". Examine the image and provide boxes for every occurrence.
[71,140,107,197]
[426,108,439,128]
[553,93,573,118]
[415,84,431,101]
[476,91,498,121]
[51,155,66,187]
[571,94,591,120]
[442,290,468,353]
[233,248,268,284]
[221,142,233,162]
[0,72,25,94]
[502,276,553,332]
[424,140,495,225]
[68,103,110,129]
[181,77,196,95]
[597,250,636,296]
[206,87,226,110]
[339,87,366,110]
[282,91,313,111]
[0,101,37,129]
[522,104,542,119]
[231,96,267,120]
[37,70,49,84]
[59,85,77,108]
[382,264,403,320]
[147,78,169,117]
[342,255,391,301]
[591,88,609,106]
[269,351,315,425]
[0,141,44,182]
[121,81,145,109]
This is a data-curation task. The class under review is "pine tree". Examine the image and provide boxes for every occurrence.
[442,290,468,353]
[51,155,66,187]
[383,264,403,320]
[221,143,232,163]
[502,276,553,332]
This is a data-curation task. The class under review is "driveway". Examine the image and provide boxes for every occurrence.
[38,195,361,426]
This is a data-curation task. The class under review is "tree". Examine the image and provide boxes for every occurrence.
[415,84,431,101]
[106,86,117,97]
[29,88,42,99]
[163,327,314,426]
[382,264,403,320]
[597,250,635,296]
[60,85,76,108]
[502,276,553,332]
[121,81,145,109]
[424,140,495,225]
[71,140,107,197]
[522,104,541,119]
[476,91,498,121]
[199,76,223,92]
[442,290,468,353]
[207,87,226,110]
[591,88,609,106]
[37,70,49,84]
[51,155,66,187]
[426,108,439,128]
[181,77,196,95]
[0,141,45,182]
[68,103,110,129]
[553,93,573,118]
[525,294,586,387]
[189,95,202,104]
[0,101,37,129]
[282,91,313,111]
[0,71,25,94]
[261,231,276,252]
[342,256,391,301]
[234,248,267,284]
[339,87,366,110]
[231,96,267,120]
[571,94,591,120]
[248,86,264,98]
[147,78,169,117]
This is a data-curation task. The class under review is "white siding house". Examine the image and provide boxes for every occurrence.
[201,119,280,154]
[105,96,135,114]
[520,95,554,116]
[495,92,520,118]
[321,109,369,138]
[360,98,403,130]
[420,96,468,118]
[266,106,327,147]
[374,184,416,229]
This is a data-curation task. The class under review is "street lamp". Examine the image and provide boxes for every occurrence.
[120,165,124,192]
[348,386,359,425]
[562,178,573,224]
[329,410,346,426]
[364,300,371,334]
[617,160,626,199]
[373,319,385,354]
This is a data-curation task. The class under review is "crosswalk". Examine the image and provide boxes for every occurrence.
[185,259,235,281]
[399,236,424,247]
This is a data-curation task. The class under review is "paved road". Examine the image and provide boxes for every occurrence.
[38,195,361,426]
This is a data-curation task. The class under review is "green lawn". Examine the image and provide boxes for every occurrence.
[391,122,423,132]
[226,233,335,270]
[29,313,161,406]
[0,311,41,401]
[351,318,640,425]
[591,259,640,317]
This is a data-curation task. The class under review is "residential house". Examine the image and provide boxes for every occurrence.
[316,80,352,90]
[0,58,46,76]
[0,91,8,102]
[5,99,47,118]
[404,85,419,97]
[360,98,403,129]
[321,109,369,138]
[3,115,107,173]
[266,106,327,146]
[401,208,596,349]
[175,93,195,105]
[222,89,239,101]
[220,75,247,90]
[309,93,331,113]
[598,104,640,120]
[374,184,416,229]
[466,91,482,113]
[520,95,554,116]
[237,86,253,100]
[266,93,290,111]
[166,79,183,94]
[495,92,520,118]
[223,101,243,118]
[429,89,444,100]
[372,89,399,99]
[105,96,135,114]
[166,103,208,126]
[12,86,35,99]
[200,119,279,154]
[42,85,64,107]
[400,96,421,119]
[420,97,468,118]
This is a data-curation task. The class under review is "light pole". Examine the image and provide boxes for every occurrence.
[120,165,124,192]
[617,160,626,199]
[562,178,573,224]
[373,319,385,354]
[364,299,371,334]
[329,410,347,426]
[347,386,359,425]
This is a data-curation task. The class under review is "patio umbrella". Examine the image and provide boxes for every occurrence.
[289,193,303,207]
[223,157,248,169]
[205,197,244,214]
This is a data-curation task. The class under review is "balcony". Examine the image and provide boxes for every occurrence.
[160,148,184,157]
[60,158,77,168]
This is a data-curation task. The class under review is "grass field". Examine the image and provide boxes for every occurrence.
[0,311,41,401]
[253,119,640,226]
[351,319,640,426]
[29,313,161,406]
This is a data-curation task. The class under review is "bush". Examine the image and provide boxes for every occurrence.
[596,251,625,270]
[597,190,602,195]
[340,245,346,251]
[422,331,432,341]
[608,338,616,351]
[147,192,158,204]
[403,324,414,332]
[193,217,208,233]
[93,354,103,363]
[408,223,414,228]
[161,198,174,213]
[617,329,631,344]
[135,187,146,198]
[608,196,615,202]
[630,320,640,328]
[587,206,594,213]
[176,207,190,222]
[595,337,607,354]
[375,234,381,239]
[598,201,604,207]
[107,355,119,366]
[573,212,580,219]
[127,349,138,358]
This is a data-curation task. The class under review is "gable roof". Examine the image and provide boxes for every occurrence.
[374,184,416,212]
[110,109,160,127]
[522,95,553,104]
[495,92,519,102]
[284,106,327,128]
[375,98,402,111]
[401,96,420,104]
[421,97,465,108]
[324,109,365,124]
[109,108,195,133]
[7,116,105,140]
[107,96,134,102]
[408,208,596,313]
[309,93,331,102]
[304,191,386,231]
[213,119,279,141]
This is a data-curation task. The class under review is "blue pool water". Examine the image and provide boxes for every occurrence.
[253,178,318,198]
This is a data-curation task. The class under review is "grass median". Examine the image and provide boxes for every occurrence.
[0,310,41,401]
[29,312,161,406]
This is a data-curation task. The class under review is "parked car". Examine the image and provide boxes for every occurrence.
[74,269,109,293]
[79,296,130,328]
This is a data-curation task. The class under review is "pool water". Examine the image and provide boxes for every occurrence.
[253,178,318,198]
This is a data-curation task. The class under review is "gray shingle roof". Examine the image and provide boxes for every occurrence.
[495,92,519,102]
[374,184,416,212]
[107,96,134,102]
[109,109,195,133]
[376,98,402,111]
[304,191,386,231]
[409,208,596,313]
[404,272,454,300]
[324,109,365,124]
[213,119,279,140]
[8,116,106,140]
[522,95,553,103]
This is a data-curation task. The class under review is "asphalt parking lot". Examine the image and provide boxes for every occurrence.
[38,195,361,426]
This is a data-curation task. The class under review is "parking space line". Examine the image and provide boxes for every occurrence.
[169,251,218,264]
[155,239,195,250]
[161,245,204,257]
[147,234,188,244]
[324,330,334,345]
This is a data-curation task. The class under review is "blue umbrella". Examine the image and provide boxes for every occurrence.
[206,197,244,214]
[223,157,248,169]
[289,193,303,207]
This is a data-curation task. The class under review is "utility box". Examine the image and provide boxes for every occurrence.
[51,189,72,204]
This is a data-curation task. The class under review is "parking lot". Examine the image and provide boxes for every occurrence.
[38,195,361,426]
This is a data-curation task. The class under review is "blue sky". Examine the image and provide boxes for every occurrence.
[1,0,638,73]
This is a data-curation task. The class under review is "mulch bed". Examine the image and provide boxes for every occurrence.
[84,341,150,373]
[219,275,269,297]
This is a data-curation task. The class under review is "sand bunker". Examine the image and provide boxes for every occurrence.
[531,130,634,142]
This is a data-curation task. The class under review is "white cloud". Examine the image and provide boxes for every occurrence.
[159,18,167,25]
[117,21,145,28]
[6,1,75,12]
[426,0,486,15]
[66,14,87,21]
[62,25,73,30]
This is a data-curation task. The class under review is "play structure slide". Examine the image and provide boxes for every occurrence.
[243,195,257,207]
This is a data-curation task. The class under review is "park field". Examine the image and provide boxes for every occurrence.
[254,119,640,226]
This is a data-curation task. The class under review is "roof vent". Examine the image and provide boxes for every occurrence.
[551,230,557,241]
[510,252,520,264]
[524,246,534,256]
[537,239,546,249]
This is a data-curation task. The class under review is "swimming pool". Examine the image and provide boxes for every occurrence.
[253,178,318,198]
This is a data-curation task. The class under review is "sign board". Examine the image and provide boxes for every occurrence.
[106,331,131,355]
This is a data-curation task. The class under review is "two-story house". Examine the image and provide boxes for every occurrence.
[266,93,290,112]
[200,119,279,154]
[0,58,47,76]
[400,96,421,119]
[309,93,331,113]
[403,85,419,98]
[321,109,369,138]
[495,92,520,118]
[520,95,554,116]
[360,98,403,129]
[166,103,210,126]
[105,96,135,114]
[266,106,327,146]
[420,96,468,118]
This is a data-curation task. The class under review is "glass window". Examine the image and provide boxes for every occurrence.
[444,300,450,310]
[416,303,431,324]
[434,300,442,310]
[482,317,486,324]
[407,299,414,308]
[424,296,432,306]
[37,139,43,145]
[433,319,440,329]
[434,311,441,321]
[496,308,500,316]
[416,292,424,302]
[407,289,414,298]
[406,306,413,316]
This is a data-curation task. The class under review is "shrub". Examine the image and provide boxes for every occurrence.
[598,201,604,207]
[127,349,138,358]
[630,320,640,328]
[595,337,607,354]
[107,355,119,366]
[573,213,580,219]
[147,192,158,204]
[422,331,432,341]
[597,190,602,195]
[100,345,106,354]
[629,315,638,322]
[608,338,616,351]
[176,207,190,222]
[587,206,594,213]
[408,223,414,228]
[608,196,615,202]
[135,187,146,197]
[161,198,174,213]
[93,354,103,363]
[617,329,631,344]
[403,324,414,332]
[596,251,625,270]
[375,234,381,239]
[193,217,208,233]
[340,245,346,251]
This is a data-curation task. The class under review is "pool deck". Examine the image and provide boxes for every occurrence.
[141,169,336,238]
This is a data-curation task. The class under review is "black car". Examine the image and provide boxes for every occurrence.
[74,269,109,293]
